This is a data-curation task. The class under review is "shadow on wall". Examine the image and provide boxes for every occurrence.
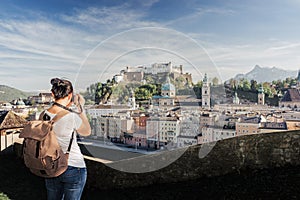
[7,130,300,199]
[81,130,300,190]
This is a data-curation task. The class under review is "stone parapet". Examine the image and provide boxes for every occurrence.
[14,130,300,190]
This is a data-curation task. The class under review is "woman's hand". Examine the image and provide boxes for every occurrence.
[74,94,91,136]
[74,94,85,106]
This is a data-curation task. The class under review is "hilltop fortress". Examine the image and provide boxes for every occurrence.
[114,62,193,84]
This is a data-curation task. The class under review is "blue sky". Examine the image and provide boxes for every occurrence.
[0,0,300,91]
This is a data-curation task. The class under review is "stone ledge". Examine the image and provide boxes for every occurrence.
[14,130,300,190]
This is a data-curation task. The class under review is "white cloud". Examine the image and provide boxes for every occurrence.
[0,18,97,91]
[74,27,220,90]
[1,2,300,91]
[165,6,236,27]
[195,7,236,16]
[0,20,90,60]
[140,0,160,7]
[0,5,163,91]
[60,5,159,31]
[200,39,300,81]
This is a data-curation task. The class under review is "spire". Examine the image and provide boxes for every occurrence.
[258,85,264,94]
[203,73,208,83]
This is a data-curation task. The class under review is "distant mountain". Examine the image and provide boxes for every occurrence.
[233,65,298,82]
[0,85,31,102]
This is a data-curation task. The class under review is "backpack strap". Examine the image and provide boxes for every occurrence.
[38,110,46,120]
[66,130,75,154]
[38,109,69,122]
[51,110,70,123]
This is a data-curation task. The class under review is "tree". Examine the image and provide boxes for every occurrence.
[134,84,158,100]
[144,75,154,84]
[291,79,297,86]
[95,82,102,104]
[212,77,219,86]
[193,81,203,99]
[135,88,151,100]
[195,81,203,88]
[228,78,237,89]
[175,77,186,90]
[242,79,251,91]
[250,80,258,92]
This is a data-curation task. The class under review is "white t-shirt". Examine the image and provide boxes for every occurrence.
[45,110,86,168]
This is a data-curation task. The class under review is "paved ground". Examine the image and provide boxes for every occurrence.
[1,148,300,200]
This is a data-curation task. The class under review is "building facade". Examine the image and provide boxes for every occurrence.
[146,116,180,149]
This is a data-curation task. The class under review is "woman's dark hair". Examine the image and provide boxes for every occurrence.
[50,78,73,100]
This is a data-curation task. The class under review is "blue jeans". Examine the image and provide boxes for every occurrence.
[45,166,87,200]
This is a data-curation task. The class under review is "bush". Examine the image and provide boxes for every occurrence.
[0,193,10,200]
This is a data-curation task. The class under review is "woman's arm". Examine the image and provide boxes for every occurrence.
[75,94,91,136]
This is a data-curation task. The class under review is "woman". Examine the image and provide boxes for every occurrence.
[43,78,91,200]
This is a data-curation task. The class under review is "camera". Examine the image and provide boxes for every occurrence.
[71,93,74,102]
[72,93,80,106]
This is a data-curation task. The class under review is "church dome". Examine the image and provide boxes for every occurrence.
[15,98,25,105]
[162,83,176,91]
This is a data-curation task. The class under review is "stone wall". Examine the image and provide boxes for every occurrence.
[14,130,300,190]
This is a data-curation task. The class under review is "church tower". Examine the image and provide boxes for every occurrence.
[128,89,136,109]
[202,73,210,109]
[233,91,240,104]
[257,86,265,105]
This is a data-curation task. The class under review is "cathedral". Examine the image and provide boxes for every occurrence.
[279,70,300,110]
[151,77,176,107]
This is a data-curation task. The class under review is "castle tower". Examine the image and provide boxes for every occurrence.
[167,62,172,73]
[258,86,265,105]
[202,73,210,109]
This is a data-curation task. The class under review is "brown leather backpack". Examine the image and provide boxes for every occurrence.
[19,110,74,178]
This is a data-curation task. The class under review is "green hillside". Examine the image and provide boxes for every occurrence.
[0,85,30,102]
